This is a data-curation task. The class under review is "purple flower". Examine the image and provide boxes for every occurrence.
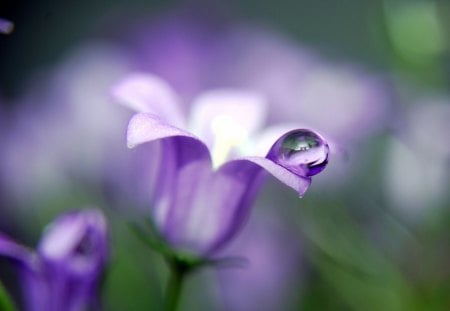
[121,14,391,190]
[112,73,329,256]
[0,209,108,311]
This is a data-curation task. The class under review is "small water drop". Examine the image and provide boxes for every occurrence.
[268,129,329,177]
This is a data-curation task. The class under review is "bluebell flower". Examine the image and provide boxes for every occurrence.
[113,73,329,255]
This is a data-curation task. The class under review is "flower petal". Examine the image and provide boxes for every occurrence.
[222,157,311,197]
[127,113,210,159]
[203,157,310,253]
[0,233,34,265]
[0,233,43,311]
[162,155,310,255]
[111,72,186,128]
[127,113,213,234]
[162,159,264,255]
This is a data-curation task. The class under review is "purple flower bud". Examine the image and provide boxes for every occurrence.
[0,209,108,311]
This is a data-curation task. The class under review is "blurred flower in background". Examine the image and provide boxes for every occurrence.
[0,209,108,311]
[0,18,13,35]
[0,43,157,220]
[126,13,392,145]
[385,97,450,219]
[217,210,304,311]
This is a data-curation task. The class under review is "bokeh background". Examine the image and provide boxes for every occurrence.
[1,0,449,310]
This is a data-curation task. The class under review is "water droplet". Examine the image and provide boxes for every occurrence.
[268,129,329,177]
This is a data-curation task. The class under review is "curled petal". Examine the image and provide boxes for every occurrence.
[222,157,311,197]
[127,113,211,161]
[127,113,213,240]
[0,233,34,267]
[111,72,186,127]
[0,234,46,311]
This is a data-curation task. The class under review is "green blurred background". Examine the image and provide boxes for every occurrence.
[2,0,448,96]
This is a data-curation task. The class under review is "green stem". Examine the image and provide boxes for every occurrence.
[0,282,16,311]
[165,261,188,311]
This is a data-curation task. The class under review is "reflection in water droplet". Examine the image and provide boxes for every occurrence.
[268,129,329,177]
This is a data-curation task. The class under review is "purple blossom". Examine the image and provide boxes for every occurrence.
[112,73,328,255]
[0,15,390,213]
[122,14,391,191]
[0,209,108,311]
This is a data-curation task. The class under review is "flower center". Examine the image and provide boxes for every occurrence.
[210,115,250,168]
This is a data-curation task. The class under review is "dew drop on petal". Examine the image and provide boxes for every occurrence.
[268,129,329,177]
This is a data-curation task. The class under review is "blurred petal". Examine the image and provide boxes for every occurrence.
[21,272,49,311]
[128,12,221,101]
[0,43,132,207]
[38,209,108,274]
[111,72,186,127]
[0,233,33,266]
[218,212,304,311]
[291,66,390,142]
[0,233,48,311]
[407,99,450,159]
[37,209,108,311]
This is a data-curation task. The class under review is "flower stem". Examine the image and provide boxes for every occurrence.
[0,281,16,311]
[165,261,188,311]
